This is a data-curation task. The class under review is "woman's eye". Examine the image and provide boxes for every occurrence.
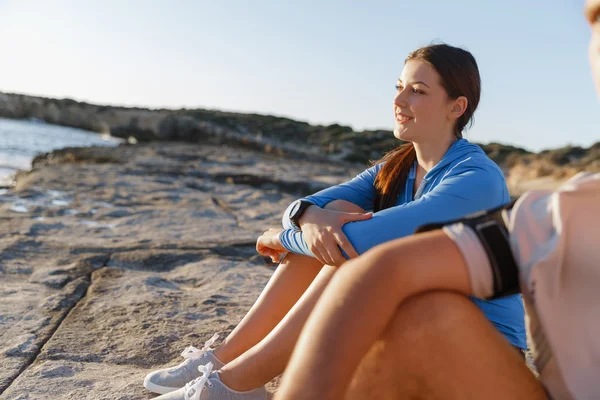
[395,84,403,91]
[412,88,424,94]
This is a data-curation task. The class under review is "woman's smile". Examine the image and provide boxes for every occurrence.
[395,110,414,124]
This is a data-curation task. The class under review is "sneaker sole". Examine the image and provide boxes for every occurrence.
[143,375,180,395]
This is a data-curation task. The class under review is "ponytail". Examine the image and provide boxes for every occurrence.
[373,143,416,212]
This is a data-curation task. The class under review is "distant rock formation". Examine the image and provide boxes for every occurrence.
[1,91,598,194]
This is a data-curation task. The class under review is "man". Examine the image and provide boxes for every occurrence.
[276,1,600,398]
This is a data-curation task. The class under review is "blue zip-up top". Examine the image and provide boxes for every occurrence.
[279,139,527,349]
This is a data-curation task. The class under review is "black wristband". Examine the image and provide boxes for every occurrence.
[415,203,520,299]
[289,200,313,230]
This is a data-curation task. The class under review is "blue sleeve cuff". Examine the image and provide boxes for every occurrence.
[279,229,350,261]
[279,229,314,257]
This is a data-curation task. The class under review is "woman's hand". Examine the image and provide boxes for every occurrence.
[256,228,287,263]
[299,206,372,266]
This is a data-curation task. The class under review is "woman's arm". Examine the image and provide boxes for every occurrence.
[256,201,370,265]
[281,164,380,229]
[279,162,507,257]
[275,230,474,399]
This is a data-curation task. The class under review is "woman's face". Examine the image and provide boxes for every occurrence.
[392,60,462,143]
[586,0,600,97]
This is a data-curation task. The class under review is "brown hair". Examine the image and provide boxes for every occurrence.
[373,43,482,212]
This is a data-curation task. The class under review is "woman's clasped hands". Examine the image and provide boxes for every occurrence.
[256,205,372,266]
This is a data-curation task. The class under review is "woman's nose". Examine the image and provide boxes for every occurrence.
[393,89,408,108]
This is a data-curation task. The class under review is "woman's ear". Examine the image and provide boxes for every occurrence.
[449,96,468,120]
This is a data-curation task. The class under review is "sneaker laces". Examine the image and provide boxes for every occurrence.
[171,333,220,370]
[184,362,214,400]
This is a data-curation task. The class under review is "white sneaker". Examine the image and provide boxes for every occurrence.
[144,334,225,395]
[153,362,269,400]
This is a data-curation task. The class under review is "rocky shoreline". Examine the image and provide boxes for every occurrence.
[1,91,598,193]
[0,90,590,398]
[0,142,362,399]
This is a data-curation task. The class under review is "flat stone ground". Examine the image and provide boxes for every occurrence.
[0,142,359,399]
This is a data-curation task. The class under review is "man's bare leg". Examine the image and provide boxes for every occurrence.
[275,231,540,399]
[347,291,545,400]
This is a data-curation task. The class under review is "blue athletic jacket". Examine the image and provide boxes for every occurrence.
[279,138,527,349]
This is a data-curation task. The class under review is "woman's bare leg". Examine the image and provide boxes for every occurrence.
[218,264,337,390]
[213,253,323,363]
[213,200,365,363]
[347,291,545,400]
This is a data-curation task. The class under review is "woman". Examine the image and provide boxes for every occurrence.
[145,43,526,400]
[275,2,600,398]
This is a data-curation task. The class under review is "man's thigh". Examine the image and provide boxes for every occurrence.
[347,291,546,400]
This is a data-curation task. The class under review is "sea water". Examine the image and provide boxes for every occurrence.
[0,117,122,186]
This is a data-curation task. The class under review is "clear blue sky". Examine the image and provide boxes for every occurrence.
[0,0,597,151]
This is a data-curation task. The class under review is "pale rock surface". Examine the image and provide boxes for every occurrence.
[0,142,359,399]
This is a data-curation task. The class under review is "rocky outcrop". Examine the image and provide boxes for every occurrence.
[0,142,361,399]
[0,93,328,162]
[0,92,169,139]
[1,91,598,195]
